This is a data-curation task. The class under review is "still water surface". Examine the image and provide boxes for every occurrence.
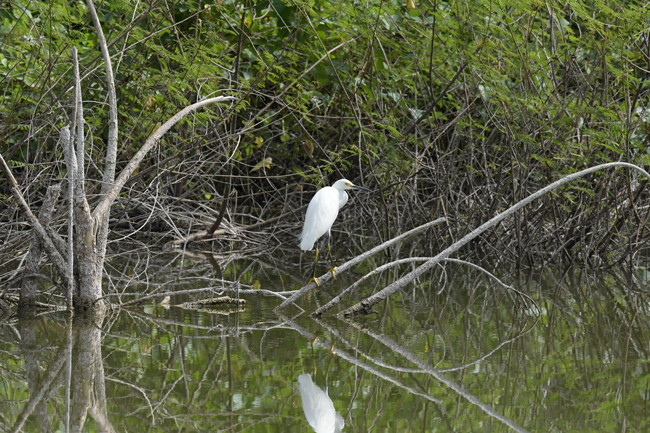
[1,251,649,432]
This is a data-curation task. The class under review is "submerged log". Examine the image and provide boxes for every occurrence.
[177,296,247,309]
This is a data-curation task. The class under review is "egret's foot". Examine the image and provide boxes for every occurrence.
[329,267,338,279]
[329,342,336,354]
[308,277,320,287]
[309,336,319,345]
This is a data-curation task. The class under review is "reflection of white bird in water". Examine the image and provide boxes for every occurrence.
[297,373,345,433]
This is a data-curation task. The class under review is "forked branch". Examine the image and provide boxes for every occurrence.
[92,96,235,225]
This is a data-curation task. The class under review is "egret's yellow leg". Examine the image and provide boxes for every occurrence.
[326,242,337,279]
[308,248,320,287]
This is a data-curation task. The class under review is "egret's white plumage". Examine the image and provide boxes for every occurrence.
[300,179,367,251]
[297,373,345,433]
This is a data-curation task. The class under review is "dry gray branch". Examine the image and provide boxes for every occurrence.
[338,162,650,317]
[63,120,75,310]
[0,152,70,287]
[165,205,308,248]
[274,217,446,312]
[92,96,235,226]
[86,0,119,274]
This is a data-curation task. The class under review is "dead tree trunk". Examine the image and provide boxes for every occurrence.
[0,0,234,315]
[19,184,61,314]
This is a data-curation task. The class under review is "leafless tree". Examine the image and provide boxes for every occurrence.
[0,0,234,315]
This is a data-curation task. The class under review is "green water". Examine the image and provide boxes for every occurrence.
[1,253,649,432]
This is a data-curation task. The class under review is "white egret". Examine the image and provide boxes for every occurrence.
[300,179,371,284]
[297,373,345,433]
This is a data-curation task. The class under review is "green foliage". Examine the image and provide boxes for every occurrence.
[1,0,649,253]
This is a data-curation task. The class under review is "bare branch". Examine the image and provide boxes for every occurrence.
[85,0,119,265]
[165,204,309,247]
[92,96,235,224]
[338,162,650,317]
[71,47,85,187]
[63,124,75,309]
[19,184,61,311]
[69,49,93,223]
[274,217,447,312]
[0,147,70,291]
[85,0,118,194]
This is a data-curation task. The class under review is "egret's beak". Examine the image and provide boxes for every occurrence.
[351,184,372,192]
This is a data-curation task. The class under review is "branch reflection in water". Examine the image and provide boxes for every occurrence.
[3,250,648,432]
[297,373,345,433]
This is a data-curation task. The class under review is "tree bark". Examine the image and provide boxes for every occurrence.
[19,184,61,315]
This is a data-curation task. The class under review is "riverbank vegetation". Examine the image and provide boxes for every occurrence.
[1,3,650,429]
[2,0,650,299]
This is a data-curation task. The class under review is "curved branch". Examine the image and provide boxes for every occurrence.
[312,257,433,317]
[338,162,650,317]
[274,217,446,312]
[312,256,537,317]
[92,96,235,223]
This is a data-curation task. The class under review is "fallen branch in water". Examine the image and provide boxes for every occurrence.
[273,217,446,313]
[311,256,537,317]
[106,285,293,307]
[338,162,650,317]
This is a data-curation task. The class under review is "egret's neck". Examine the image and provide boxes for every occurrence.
[338,190,349,209]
